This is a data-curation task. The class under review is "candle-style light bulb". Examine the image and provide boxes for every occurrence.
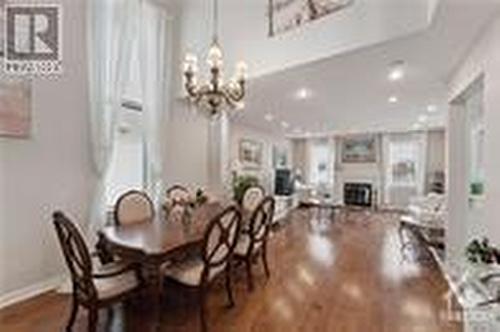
[183,53,198,73]
[235,61,248,80]
[207,43,223,68]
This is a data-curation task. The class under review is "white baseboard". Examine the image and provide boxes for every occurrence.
[0,275,64,310]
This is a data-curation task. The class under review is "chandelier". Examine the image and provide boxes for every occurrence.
[182,0,247,116]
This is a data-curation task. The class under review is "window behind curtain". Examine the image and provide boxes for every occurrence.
[388,139,419,186]
[105,32,145,206]
[309,139,334,186]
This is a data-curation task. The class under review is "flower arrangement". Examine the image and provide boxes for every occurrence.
[466,238,500,264]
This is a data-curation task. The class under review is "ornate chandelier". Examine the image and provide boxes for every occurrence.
[182,0,247,116]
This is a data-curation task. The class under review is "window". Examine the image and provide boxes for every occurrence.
[309,139,334,186]
[386,134,425,187]
[388,140,418,185]
[105,35,145,206]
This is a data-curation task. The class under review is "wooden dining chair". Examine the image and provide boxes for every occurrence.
[163,205,242,332]
[53,212,143,332]
[241,185,265,212]
[234,196,275,291]
[114,190,155,226]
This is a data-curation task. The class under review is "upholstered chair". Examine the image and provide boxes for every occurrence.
[53,212,142,332]
[234,196,275,290]
[114,190,155,226]
[241,186,265,212]
[163,206,242,332]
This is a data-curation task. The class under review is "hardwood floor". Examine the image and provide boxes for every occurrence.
[0,208,462,332]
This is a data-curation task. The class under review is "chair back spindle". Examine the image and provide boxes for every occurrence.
[201,206,242,281]
[53,212,97,302]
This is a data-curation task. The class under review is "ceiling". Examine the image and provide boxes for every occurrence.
[231,0,500,137]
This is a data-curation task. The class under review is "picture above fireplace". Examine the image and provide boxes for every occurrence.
[341,135,377,163]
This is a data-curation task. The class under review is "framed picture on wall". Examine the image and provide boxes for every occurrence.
[341,135,377,163]
[268,0,354,37]
[239,139,263,169]
[0,2,32,139]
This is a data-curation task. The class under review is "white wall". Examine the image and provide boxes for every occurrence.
[163,100,211,190]
[448,14,500,251]
[0,0,93,303]
[179,0,432,78]
[229,122,288,193]
[162,5,212,192]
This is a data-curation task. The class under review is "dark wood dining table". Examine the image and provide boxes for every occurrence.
[100,201,228,329]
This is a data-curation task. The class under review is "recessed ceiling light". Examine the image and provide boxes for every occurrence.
[281,121,290,129]
[418,114,429,123]
[388,96,398,104]
[388,61,405,81]
[427,105,437,113]
[264,113,274,122]
[412,123,422,130]
[295,88,311,100]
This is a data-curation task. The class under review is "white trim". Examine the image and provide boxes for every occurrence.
[0,275,64,310]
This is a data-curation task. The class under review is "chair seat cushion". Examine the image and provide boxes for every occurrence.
[164,257,224,286]
[94,270,139,300]
[234,234,262,257]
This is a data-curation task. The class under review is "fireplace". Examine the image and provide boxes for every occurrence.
[344,183,373,207]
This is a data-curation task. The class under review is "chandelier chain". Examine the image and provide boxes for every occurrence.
[212,0,219,44]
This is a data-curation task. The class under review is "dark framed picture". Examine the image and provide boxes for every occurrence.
[268,0,354,37]
[239,139,263,169]
[341,135,377,163]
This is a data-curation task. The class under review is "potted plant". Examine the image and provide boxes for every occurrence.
[232,175,259,203]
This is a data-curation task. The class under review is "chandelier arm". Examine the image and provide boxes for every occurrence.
[223,81,245,102]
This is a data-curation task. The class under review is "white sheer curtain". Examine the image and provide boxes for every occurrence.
[383,132,427,208]
[139,1,172,207]
[308,138,335,196]
[87,0,139,235]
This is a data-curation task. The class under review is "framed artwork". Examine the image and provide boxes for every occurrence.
[0,1,32,139]
[239,139,263,169]
[341,135,377,163]
[268,0,354,37]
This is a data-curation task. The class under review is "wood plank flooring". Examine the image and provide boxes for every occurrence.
[0,208,462,332]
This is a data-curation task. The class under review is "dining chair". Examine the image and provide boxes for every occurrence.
[53,212,143,332]
[234,196,275,291]
[163,205,242,332]
[114,190,155,226]
[241,185,265,212]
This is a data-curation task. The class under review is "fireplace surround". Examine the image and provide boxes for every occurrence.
[344,183,373,207]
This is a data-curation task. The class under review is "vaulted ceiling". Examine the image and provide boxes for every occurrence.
[176,0,500,136]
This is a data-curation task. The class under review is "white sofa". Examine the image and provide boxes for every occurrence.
[407,193,446,229]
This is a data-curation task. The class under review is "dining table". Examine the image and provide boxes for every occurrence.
[100,200,252,330]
